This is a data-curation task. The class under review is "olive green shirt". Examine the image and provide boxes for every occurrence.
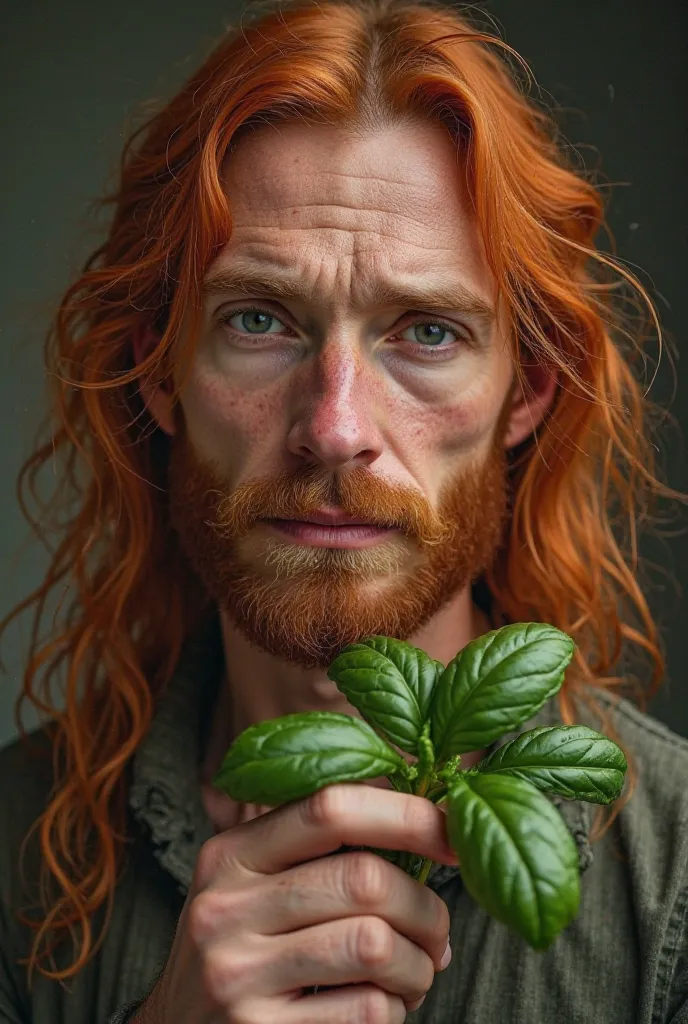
[1,618,687,1023]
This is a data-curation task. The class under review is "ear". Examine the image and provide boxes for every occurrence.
[132,325,176,437]
[502,360,558,450]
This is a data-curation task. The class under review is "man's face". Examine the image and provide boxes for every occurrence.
[165,120,528,666]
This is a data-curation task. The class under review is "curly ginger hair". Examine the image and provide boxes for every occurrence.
[1,0,683,984]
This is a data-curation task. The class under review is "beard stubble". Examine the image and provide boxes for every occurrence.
[168,431,509,668]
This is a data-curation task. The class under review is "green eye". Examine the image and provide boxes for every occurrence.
[399,322,460,348]
[238,311,280,334]
[221,308,287,336]
[242,311,272,333]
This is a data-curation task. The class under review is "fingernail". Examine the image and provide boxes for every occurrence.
[440,940,452,970]
[408,995,427,1012]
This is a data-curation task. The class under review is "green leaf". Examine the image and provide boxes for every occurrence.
[430,623,575,760]
[327,636,442,754]
[213,712,405,805]
[472,725,628,804]
[445,773,580,950]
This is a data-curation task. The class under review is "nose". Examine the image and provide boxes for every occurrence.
[286,340,383,471]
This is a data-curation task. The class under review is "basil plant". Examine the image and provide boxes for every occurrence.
[213,622,627,951]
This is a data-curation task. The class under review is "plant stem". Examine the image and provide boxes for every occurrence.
[413,792,450,885]
[415,774,431,798]
[416,857,434,885]
[414,722,436,799]
[392,725,440,881]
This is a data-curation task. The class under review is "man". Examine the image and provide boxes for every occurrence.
[1,0,687,1020]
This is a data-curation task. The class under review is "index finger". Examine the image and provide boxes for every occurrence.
[219,783,459,875]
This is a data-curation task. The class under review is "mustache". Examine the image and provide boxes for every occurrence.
[208,464,453,547]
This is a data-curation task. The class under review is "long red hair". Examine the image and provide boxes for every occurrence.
[2,0,682,983]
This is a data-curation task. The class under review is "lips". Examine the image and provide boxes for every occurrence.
[274,508,382,528]
[261,509,397,549]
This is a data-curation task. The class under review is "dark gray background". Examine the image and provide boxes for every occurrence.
[1,0,686,748]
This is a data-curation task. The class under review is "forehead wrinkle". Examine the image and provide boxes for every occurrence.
[202,259,495,325]
[263,172,434,198]
[267,204,453,237]
[242,163,440,200]
[234,172,462,238]
[240,223,458,255]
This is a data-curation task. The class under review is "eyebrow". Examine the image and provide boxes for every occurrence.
[201,264,496,327]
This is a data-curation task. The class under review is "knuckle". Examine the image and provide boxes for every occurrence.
[194,836,227,888]
[200,946,231,1001]
[356,987,398,1024]
[431,891,451,942]
[200,945,248,1002]
[417,952,436,995]
[343,853,391,909]
[187,890,238,946]
[187,892,217,947]
[352,916,395,969]
[301,785,349,830]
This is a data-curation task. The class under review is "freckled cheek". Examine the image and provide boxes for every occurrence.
[179,371,286,474]
[393,391,499,461]
[441,397,498,453]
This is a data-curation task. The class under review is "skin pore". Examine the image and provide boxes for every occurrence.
[139,118,557,832]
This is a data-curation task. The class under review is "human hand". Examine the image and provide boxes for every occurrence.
[133,783,456,1023]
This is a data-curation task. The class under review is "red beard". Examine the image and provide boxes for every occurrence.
[168,431,508,668]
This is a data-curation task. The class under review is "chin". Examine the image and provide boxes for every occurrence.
[220,565,457,669]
